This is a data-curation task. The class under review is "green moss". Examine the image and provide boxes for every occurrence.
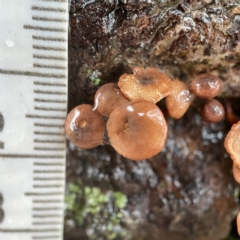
[113,192,127,209]
[65,181,137,240]
[86,69,101,86]
[234,188,239,199]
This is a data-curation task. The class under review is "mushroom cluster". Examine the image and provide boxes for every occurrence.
[65,67,224,160]
[190,74,225,123]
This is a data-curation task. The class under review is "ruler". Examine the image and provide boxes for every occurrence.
[0,0,68,239]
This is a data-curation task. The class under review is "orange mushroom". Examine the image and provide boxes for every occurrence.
[64,104,104,149]
[93,83,129,117]
[118,67,172,103]
[232,164,240,184]
[166,79,194,119]
[225,102,239,125]
[224,121,240,168]
[107,100,168,160]
[237,212,240,235]
[200,99,225,123]
[190,74,222,99]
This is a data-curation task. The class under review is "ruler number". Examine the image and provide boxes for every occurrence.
[0,113,4,149]
[0,193,4,223]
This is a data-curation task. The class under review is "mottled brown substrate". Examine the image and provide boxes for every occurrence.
[69,0,240,107]
[64,108,239,240]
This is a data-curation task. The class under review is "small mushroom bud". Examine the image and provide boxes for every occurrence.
[118,67,172,103]
[190,74,222,99]
[65,104,104,149]
[224,121,240,168]
[93,83,129,117]
[166,79,194,119]
[232,164,240,184]
[107,100,168,160]
[200,99,225,123]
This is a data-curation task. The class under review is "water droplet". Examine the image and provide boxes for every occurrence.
[5,40,15,48]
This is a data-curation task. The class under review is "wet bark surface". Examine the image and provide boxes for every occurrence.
[66,1,240,239]
[69,0,240,106]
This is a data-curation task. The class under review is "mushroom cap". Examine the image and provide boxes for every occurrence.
[64,104,104,149]
[224,121,240,167]
[190,74,222,99]
[237,211,240,236]
[232,164,240,184]
[93,83,129,117]
[107,100,168,160]
[118,67,172,103]
[200,99,225,123]
[166,79,194,119]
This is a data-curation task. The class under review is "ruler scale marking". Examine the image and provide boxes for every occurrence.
[33,45,67,51]
[34,90,67,95]
[34,123,64,127]
[24,25,66,32]
[34,148,65,151]
[33,64,66,70]
[32,222,62,225]
[34,99,66,103]
[32,16,67,23]
[34,139,65,143]
[32,36,66,42]
[32,208,62,211]
[34,162,64,166]
[34,107,67,112]
[33,200,62,203]
[33,54,66,61]
[0,0,67,239]
[0,69,66,78]
[34,82,66,87]
[40,0,67,2]
[33,178,65,181]
[32,6,66,12]
[0,229,61,233]
[32,236,61,239]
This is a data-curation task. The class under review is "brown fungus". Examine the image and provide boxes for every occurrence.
[64,104,104,149]
[166,79,194,119]
[200,99,225,123]
[93,83,129,117]
[118,67,172,103]
[190,74,222,99]
[107,100,168,160]
[224,121,240,168]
